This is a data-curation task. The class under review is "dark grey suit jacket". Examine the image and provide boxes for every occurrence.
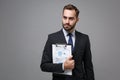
[40,29,95,80]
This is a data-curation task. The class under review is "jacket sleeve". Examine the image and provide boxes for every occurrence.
[83,35,95,80]
[40,35,64,73]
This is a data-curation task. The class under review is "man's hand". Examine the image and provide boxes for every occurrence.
[64,56,75,70]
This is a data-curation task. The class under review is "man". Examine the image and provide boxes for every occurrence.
[40,4,95,80]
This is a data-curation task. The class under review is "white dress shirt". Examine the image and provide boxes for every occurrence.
[62,28,75,47]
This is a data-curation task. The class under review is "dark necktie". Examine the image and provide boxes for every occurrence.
[68,33,73,51]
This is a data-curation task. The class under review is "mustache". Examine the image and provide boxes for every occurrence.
[64,23,70,26]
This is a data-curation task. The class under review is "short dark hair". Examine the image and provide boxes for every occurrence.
[63,4,80,18]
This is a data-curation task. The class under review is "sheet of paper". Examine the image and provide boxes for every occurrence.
[52,44,72,75]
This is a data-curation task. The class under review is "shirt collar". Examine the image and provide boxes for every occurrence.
[62,28,75,37]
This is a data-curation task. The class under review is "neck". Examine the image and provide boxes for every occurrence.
[68,28,75,33]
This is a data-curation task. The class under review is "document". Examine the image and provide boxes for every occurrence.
[52,44,72,75]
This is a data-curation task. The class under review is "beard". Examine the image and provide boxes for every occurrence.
[62,23,76,32]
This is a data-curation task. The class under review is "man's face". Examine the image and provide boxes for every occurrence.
[62,9,79,32]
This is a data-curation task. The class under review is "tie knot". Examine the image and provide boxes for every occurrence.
[67,33,72,37]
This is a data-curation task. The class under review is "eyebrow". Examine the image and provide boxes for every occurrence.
[63,16,74,19]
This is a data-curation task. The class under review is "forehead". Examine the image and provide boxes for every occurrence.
[63,9,76,17]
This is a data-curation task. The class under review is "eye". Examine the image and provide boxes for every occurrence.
[63,16,67,19]
[69,17,74,20]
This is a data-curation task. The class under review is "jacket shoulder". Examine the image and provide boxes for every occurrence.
[75,30,89,38]
[48,30,62,37]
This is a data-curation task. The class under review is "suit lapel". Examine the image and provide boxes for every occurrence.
[57,29,67,44]
[57,30,82,53]
[73,31,82,53]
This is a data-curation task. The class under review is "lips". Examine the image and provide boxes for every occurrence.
[64,23,71,27]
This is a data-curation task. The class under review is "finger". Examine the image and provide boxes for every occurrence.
[68,55,73,60]
[71,60,75,63]
[71,64,75,69]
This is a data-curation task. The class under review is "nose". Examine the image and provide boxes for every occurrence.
[66,18,69,23]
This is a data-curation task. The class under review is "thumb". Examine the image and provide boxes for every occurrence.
[67,55,73,60]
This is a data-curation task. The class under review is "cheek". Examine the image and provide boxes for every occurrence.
[70,21,76,25]
[62,19,65,24]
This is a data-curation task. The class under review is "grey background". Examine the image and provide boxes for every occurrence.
[0,0,120,80]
